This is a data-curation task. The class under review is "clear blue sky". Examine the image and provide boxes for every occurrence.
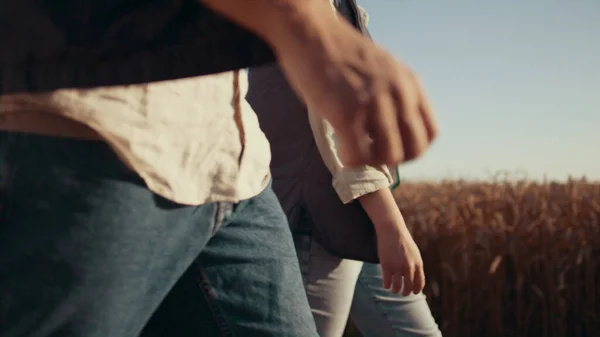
[360,0,599,181]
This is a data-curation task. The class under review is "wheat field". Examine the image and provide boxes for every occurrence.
[344,178,600,337]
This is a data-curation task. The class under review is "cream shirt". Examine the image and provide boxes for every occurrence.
[0,71,271,205]
[308,108,396,204]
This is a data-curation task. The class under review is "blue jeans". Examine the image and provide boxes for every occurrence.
[295,233,442,337]
[0,132,318,337]
[352,264,442,337]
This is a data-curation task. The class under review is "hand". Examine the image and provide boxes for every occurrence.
[274,11,439,167]
[202,0,438,166]
[377,224,425,296]
[358,188,426,295]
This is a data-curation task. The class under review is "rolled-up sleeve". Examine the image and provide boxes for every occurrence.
[332,166,394,204]
[303,3,393,204]
[307,109,393,204]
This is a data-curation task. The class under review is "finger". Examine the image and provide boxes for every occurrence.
[392,86,429,163]
[413,264,426,294]
[366,92,404,165]
[391,273,403,294]
[382,266,393,290]
[401,266,415,296]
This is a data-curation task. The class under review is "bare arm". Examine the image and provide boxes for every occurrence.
[358,188,407,236]
[202,0,439,168]
[359,188,425,296]
[200,0,337,53]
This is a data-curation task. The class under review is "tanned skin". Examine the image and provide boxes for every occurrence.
[201,0,439,168]
[202,0,432,295]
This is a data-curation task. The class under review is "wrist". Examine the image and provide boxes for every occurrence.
[373,217,411,239]
[260,0,339,56]
[358,189,411,237]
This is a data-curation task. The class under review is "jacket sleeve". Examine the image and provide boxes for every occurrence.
[305,3,393,204]
[307,108,393,204]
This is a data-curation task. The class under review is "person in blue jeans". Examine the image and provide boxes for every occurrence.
[0,0,439,336]
[246,1,443,336]
[0,132,317,337]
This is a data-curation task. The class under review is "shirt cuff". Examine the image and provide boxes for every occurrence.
[332,165,393,204]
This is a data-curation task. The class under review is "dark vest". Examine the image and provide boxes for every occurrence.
[247,0,380,263]
[0,0,275,94]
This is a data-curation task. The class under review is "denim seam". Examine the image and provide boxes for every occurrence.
[194,265,236,337]
[212,202,233,237]
[303,234,313,287]
[298,226,315,287]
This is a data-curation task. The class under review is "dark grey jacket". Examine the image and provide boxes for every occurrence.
[0,0,275,94]
[247,0,381,263]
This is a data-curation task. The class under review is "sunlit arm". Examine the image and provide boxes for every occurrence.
[199,0,337,53]
[358,188,411,238]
